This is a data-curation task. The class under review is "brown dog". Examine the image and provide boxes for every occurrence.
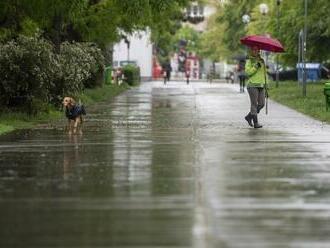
[62,97,86,135]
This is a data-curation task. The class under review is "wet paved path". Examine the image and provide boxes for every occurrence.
[1,81,330,248]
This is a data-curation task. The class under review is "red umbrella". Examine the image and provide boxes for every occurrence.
[240,35,284,53]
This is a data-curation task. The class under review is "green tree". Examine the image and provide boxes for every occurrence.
[0,0,87,51]
[27,0,88,52]
[150,0,194,64]
[199,6,228,62]
[220,0,330,67]
[1,0,193,51]
[174,26,201,52]
[270,0,330,66]
[217,0,258,55]
[0,0,39,40]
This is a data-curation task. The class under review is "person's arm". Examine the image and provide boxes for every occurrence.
[245,59,260,78]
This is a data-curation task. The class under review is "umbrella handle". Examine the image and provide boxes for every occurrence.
[264,61,269,115]
[266,95,268,115]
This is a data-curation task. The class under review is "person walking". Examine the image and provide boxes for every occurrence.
[244,46,267,129]
[165,62,172,82]
[162,61,172,85]
[163,68,167,85]
[185,70,190,85]
[237,59,246,93]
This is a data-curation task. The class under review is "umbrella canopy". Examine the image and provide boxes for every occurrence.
[240,35,284,53]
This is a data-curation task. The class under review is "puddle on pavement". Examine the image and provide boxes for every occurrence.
[1,82,330,247]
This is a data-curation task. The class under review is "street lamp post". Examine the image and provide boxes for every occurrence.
[259,3,269,65]
[302,0,308,97]
[275,0,282,88]
[124,37,130,62]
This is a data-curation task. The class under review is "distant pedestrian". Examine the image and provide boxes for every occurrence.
[163,69,167,85]
[162,62,172,85]
[244,46,266,129]
[208,66,214,83]
[229,71,234,84]
[186,70,190,84]
[237,59,246,93]
[115,68,123,85]
[225,71,234,84]
[165,63,172,82]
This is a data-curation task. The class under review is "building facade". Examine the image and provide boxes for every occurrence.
[113,31,153,81]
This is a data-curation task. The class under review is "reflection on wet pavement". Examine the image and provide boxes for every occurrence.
[1,81,330,247]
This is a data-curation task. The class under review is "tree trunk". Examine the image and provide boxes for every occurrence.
[104,44,114,67]
[52,13,62,53]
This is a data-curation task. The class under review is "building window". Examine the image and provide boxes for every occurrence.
[186,6,191,16]
[193,5,198,16]
[186,4,204,24]
[199,6,204,16]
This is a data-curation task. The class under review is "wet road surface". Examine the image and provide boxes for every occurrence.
[1,81,330,248]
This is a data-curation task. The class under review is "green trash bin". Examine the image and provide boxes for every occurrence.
[104,66,112,85]
[324,82,330,111]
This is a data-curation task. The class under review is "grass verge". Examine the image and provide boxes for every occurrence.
[0,83,129,136]
[79,83,129,104]
[268,80,330,122]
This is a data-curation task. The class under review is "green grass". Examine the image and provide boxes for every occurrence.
[0,124,15,134]
[79,83,129,104]
[268,80,330,122]
[0,83,129,136]
[0,109,62,135]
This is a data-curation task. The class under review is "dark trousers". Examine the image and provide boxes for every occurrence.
[239,76,245,92]
[247,87,265,115]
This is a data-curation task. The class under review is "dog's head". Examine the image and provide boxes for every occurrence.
[62,97,76,108]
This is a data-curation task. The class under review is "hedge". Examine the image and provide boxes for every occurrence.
[0,35,105,113]
[122,64,141,86]
[0,36,55,113]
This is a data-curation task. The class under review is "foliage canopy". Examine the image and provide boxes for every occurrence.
[201,0,330,67]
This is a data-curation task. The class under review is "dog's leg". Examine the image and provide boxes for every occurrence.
[73,117,81,134]
[73,120,78,134]
[79,117,83,135]
[64,119,71,132]
[68,120,74,135]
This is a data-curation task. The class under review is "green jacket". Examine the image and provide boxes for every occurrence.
[245,56,266,88]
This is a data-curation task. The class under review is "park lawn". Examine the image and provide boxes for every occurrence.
[268,80,330,123]
[0,83,129,136]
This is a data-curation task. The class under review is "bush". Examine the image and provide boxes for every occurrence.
[0,35,55,113]
[50,42,105,105]
[81,43,105,88]
[122,64,140,86]
[0,36,106,113]
[50,42,90,105]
